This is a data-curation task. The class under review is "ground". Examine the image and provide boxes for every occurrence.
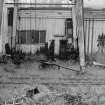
[0,55,105,105]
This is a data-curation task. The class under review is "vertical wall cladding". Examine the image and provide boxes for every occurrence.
[17,9,71,53]
[17,8,105,55]
[18,9,71,37]
[84,19,105,55]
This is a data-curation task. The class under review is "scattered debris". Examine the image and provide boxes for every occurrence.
[26,88,40,98]
[93,61,105,67]
[38,60,80,73]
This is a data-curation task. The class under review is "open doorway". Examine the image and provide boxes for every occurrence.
[7,7,14,54]
[65,18,73,43]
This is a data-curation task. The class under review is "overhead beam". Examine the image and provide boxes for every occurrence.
[5,3,76,5]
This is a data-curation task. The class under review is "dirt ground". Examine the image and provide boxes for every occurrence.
[1,55,105,105]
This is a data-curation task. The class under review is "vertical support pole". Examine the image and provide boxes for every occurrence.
[12,2,18,49]
[76,0,85,71]
[72,0,77,49]
[0,0,4,32]
[91,18,94,54]
[1,4,8,54]
[0,0,4,54]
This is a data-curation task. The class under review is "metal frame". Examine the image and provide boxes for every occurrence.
[5,3,76,5]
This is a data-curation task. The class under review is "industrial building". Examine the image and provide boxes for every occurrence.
[0,0,105,67]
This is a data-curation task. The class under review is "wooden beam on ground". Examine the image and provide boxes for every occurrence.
[54,63,80,72]
[38,60,80,72]
[93,61,105,67]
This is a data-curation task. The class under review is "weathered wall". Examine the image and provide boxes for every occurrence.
[84,10,105,55]
[1,5,105,55]
[17,9,71,54]
[16,9,105,54]
[18,9,105,55]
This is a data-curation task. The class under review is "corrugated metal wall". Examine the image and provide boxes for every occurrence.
[19,18,65,42]
[17,9,105,54]
[84,18,105,55]
[17,9,71,54]
[2,4,105,54]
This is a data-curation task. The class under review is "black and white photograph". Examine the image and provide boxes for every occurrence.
[1,0,105,105]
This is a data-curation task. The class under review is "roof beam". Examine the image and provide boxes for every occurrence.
[5,2,76,5]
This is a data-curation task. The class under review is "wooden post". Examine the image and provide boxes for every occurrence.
[75,0,85,70]
[72,0,77,49]
[0,3,8,54]
[12,1,18,48]
[0,0,4,31]
[0,0,4,53]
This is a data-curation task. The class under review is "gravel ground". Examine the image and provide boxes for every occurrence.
[0,57,105,105]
